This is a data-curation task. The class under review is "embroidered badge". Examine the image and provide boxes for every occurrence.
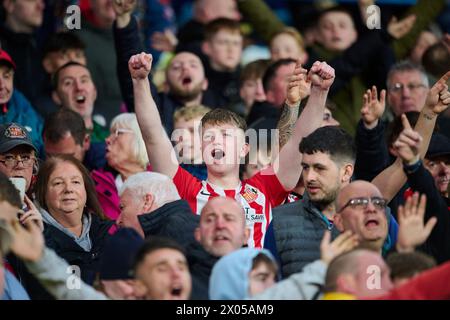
[241,186,258,203]
[5,124,27,139]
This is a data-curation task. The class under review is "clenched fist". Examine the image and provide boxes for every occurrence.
[308,61,335,91]
[128,52,153,80]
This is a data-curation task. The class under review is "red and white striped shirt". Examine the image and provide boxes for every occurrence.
[173,166,289,248]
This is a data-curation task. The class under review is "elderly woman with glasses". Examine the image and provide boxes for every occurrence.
[92,113,150,221]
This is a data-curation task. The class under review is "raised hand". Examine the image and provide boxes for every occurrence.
[393,114,422,165]
[286,60,309,106]
[112,0,136,27]
[20,195,44,232]
[396,193,437,253]
[424,71,450,115]
[128,52,153,80]
[387,14,416,39]
[112,0,136,17]
[307,61,335,92]
[151,29,178,53]
[320,230,359,265]
[361,85,386,129]
[8,218,45,263]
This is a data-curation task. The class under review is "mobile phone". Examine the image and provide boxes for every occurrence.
[9,177,26,202]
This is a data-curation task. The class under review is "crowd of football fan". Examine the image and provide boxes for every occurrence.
[0,0,450,300]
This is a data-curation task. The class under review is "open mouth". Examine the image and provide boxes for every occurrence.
[181,76,192,85]
[76,95,86,103]
[170,286,183,298]
[365,219,379,228]
[211,149,225,160]
[214,234,229,242]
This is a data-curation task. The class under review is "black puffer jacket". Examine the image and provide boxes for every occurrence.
[138,199,199,247]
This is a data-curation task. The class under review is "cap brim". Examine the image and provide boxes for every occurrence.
[426,151,450,159]
[0,60,15,70]
[0,140,37,154]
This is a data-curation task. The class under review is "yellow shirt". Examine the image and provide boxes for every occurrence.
[322,292,357,300]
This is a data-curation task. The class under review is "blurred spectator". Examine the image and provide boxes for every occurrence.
[94,227,144,299]
[0,174,30,300]
[43,108,106,171]
[386,60,429,117]
[386,251,436,287]
[235,59,270,117]
[269,27,308,64]
[0,50,44,157]
[92,113,148,220]
[409,29,440,65]
[36,31,87,118]
[176,0,241,56]
[0,0,46,106]
[132,236,192,300]
[52,62,109,143]
[209,248,278,300]
[246,58,296,128]
[202,18,243,109]
[117,171,198,247]
[173,105,210,180]
[76,0,122,125]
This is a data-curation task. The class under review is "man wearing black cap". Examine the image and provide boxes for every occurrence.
[395,124,450,264]
[0,49,44,156]
[0,122,38,194]
[423,133,450,199]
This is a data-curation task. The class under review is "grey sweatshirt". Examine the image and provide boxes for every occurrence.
[25,247,108,300]
[250,260,327,300]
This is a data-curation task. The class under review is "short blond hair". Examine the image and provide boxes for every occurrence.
[173,105,212,123]
[270,27,305,50]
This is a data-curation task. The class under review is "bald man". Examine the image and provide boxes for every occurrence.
[334,181,389,253]
[323,249,393,299]
[189,196,249,299]
[195,196,250,257]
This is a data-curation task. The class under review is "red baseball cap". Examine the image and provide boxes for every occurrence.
[0,49,16,70]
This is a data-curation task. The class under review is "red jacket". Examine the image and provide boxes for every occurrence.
[369,261,450,300]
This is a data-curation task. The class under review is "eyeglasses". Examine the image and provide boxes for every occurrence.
[337,197,387,213]
[0,154,35,169]
[112,128,134,138]
[389,83,427,93]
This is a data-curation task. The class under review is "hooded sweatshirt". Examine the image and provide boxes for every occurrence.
[209,248,276,300]
[40,209,93,252]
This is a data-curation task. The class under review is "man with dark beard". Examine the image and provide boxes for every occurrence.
[264,126,397,278]
[112,0,222,134]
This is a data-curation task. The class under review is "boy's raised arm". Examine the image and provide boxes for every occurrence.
[130,53,179,178]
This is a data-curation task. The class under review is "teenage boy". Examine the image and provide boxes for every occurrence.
[130,52,335,248]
